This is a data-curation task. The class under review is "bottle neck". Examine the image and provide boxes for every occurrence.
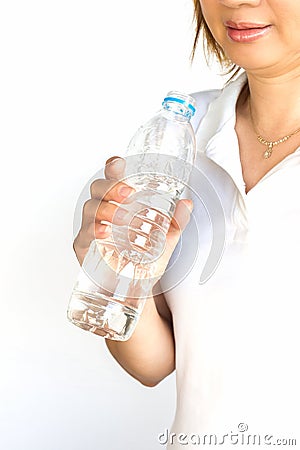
[162,107,191,123]
[162,91,196,122]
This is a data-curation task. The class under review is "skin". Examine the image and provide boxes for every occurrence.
[74,0,300,385]
[200,0,300,191]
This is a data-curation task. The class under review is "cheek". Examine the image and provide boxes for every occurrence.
[268,0,300,43]
[199,2,224,43]
[278,18,300,47]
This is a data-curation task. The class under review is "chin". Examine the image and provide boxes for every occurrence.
[226,52,279,73]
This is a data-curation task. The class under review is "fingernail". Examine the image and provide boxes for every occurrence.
[114,208,128,221]
[112,158,125,171]
[119,186,134,197]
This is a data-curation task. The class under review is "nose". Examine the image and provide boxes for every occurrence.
[219,0,261,7]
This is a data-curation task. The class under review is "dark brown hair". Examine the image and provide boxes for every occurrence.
[191,0,240,77]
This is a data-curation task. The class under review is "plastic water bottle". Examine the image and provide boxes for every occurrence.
[67,91,196,341]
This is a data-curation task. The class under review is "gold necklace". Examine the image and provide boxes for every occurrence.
[248,97,300,159]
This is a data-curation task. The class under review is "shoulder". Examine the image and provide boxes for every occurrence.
[190,88,223,132]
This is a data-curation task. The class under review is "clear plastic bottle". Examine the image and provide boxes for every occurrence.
[67,91,196,341]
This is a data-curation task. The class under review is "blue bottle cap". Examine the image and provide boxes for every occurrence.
[162,91,196,116]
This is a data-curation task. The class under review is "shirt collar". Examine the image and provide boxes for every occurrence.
[196,72,248,196]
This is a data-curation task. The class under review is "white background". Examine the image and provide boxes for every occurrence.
[0,1,224,449]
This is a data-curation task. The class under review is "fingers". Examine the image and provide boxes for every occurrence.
[90,178,135,202]
[152,199,193,267]
[74,156,133,265]
[104,156,126,181]
[90,155,133,201]
[74,155,128,265]
[74,196,193,270]
[144,200,194,279]
[81,198,131,229]
[73,219,112,265]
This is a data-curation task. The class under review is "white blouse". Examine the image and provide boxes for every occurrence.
[160,72,300,449]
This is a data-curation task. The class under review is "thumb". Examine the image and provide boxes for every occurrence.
[169,199,193,237]
[147,199,194,281]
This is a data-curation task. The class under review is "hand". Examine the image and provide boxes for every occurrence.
[73,156,135,265]
[73,156,193,277]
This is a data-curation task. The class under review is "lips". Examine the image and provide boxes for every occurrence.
[225,21,272,43]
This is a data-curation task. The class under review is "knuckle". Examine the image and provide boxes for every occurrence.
[82,199,92,217]
[101,182,113,199]
[89,179,100,197]
[73,231,84,252]
[73,237,79,254]
[83,199,101,220]
[75,224,94,248]
[87,222,97,239]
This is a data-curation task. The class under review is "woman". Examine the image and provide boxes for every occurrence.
[74,0,300,447]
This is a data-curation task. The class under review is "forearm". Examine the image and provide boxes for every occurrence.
[105,296,175,387]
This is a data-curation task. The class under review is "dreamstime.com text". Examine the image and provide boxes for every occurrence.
[158,423,297,446]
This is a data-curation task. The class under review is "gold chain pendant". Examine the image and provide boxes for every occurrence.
[249,97,300,160]
[263,143,273,159]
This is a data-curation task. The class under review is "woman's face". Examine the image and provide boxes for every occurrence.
[200,0,300,76]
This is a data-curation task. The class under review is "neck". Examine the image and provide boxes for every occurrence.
[244,70,300,137]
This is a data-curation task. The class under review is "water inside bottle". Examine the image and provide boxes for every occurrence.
[68,289,139,340]
[68,173,187,340]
